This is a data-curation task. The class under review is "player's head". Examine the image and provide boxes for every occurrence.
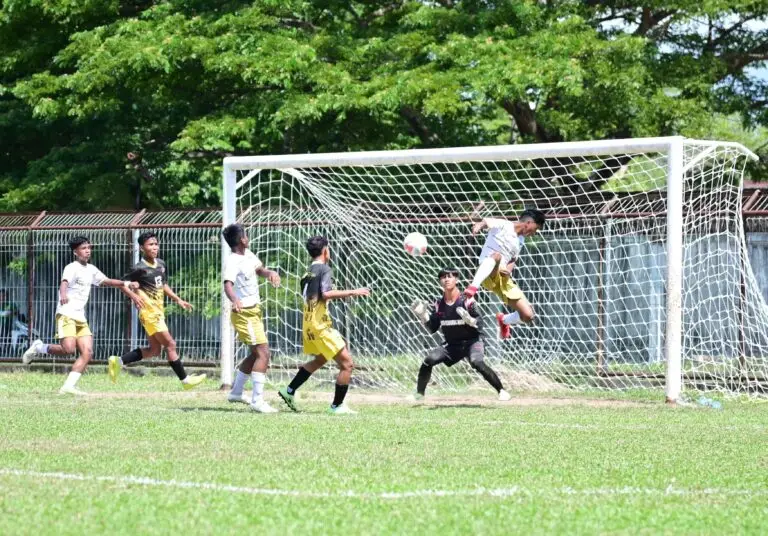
[438,267,460,292]
[222,224,248,250]
[68,236,92,262]
[306,236,329,262]
[138,231,159,259]
[518,209,546,237]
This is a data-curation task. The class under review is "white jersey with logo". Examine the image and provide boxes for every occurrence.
[223,249,263,308]
[479,218,524,266]
[56,261,108,322]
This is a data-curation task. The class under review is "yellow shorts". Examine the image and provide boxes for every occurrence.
[56,314,92,339]
[231,305,268,346]
[139,310,168,337]
[303,327,346,361]
[482,271,525,302]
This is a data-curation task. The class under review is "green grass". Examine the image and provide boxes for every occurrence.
[0,372,766,535]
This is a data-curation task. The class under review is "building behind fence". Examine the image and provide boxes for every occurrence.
[2,185,768,366]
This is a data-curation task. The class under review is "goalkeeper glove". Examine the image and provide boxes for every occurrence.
[410,300,431,324]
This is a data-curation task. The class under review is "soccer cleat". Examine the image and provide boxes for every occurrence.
[227,392,251,405]
[408,392,425,402]
[328,404,357,415]
[22,339,43,365]
[464,285,478,299]
[498,389,512,401]
[496,313,511,339]
[182,373,206,390]
[250,400,279,413]
[59,385,88,396]
[107,355,121,383]
[278,387,299,412]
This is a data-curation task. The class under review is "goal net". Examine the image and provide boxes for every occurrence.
[222,138,764,399]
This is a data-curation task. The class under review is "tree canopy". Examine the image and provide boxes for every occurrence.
[1,0,767,210]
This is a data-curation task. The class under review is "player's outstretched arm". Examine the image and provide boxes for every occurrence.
[256,266,281,287]
[101,278,139,290]
[322,288,370,301]
[163,284,193,311]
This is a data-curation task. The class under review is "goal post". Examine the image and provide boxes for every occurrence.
[221,137,761,399]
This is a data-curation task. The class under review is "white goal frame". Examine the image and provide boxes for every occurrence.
[221,136,758,401]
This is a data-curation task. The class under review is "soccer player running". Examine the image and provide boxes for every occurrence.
[411,268,511,401]
[463,209,546,339]
[22,236,140,395]
[221,223,281,413]
[108,232,206,390]
[278,236,370,415]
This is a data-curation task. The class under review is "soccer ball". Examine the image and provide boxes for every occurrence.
[403,232,428,256]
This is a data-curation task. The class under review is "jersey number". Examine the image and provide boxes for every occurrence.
[154,276,163,288]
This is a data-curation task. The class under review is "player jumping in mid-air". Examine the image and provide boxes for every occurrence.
[278,236,370,415]
[221,223,281,413]
[108,232,206,390]
[463,209,546,339]
[22,236,140,395]
[411,268,511,401]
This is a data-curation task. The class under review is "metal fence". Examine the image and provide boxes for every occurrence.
[2,193,768,368]
[0,210,222,363]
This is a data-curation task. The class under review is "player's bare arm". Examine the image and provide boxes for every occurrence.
[256,266,281,287]
[163,284,193,311]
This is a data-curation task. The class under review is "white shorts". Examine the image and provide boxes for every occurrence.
[479,245,512,267]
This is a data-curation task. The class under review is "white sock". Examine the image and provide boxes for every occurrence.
[251,371,266,404]
[503,312,521,326]
[39,343,49,354]
[63,371,81,389]
[470,257,498,288]
[231,370,249,396]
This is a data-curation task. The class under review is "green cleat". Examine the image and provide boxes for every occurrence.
[107,355,121,384]
[182,373,206,390]
[278,387,298,412]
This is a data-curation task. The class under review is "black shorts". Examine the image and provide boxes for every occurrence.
[434,340,484,367]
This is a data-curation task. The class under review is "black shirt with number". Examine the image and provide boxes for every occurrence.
[125,258,168,314]
[301,262,333,332]
[427,295,483,345]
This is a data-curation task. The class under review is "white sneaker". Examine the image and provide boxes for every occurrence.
[498,389,512,401]
[227,392,250,405]
[328,404,357,415]
[59,385,88,396]
[22,339,43,365]
[249,400,279,413]
[408,393,425,402]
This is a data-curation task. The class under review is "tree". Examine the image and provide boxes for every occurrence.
[1,0,766,211]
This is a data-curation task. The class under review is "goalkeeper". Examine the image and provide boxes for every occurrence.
[410,268,511,401]
[463,209,546,339]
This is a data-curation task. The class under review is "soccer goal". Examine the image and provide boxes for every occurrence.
[221,137,764,400]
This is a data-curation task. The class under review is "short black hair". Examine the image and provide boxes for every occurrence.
[306,236,329,258]
[222,224,246,249]
[137,231,157,246]
[68,236,90,250]
[438,268,459,279]
[519,208,546,228]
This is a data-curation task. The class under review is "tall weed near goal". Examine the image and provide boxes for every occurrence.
[222,137,765,400]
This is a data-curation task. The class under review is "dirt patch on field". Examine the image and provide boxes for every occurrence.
[82,390,649,408]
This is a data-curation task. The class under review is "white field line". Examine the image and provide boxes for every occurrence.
[0,469,766,500]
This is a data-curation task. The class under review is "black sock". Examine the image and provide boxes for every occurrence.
[121,348,143,365]
[169,359,187,381]
[331,383,349,408]
[417,363,433,395]
[472,361,504,392]
[286,367,311,394]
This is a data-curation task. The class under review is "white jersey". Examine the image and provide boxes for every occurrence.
[223,249,263,308]
[479,218,523,266]
[56,261,108,322]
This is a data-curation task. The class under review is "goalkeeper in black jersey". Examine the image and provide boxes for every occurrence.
[411,268,511,401]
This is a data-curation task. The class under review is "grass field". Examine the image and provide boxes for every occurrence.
[0,372,766,535]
